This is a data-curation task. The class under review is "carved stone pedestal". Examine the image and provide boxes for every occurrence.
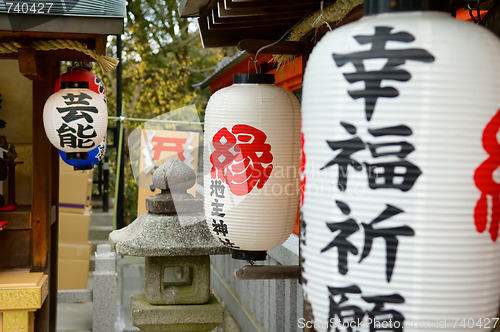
[110,159,231,332]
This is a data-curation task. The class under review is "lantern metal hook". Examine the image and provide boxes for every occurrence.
[252,25,295,73]
[468,0,482,24]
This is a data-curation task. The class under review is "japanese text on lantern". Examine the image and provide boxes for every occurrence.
[210,124,273,196]
[319,26,435,330]
[56,92,98,149]
[209,179,239,249]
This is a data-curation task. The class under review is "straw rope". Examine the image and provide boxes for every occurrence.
[273,0,363,66]
[0,41,21,54]
[0,39,119,74]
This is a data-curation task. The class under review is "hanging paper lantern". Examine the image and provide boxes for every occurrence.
[204,74,301,260]
[301,1,500,330]
[55,67,107,103]
[43,82,108,157]
[60,136,107,170]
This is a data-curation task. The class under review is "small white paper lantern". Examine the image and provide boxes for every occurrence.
[204,74,301,260]
[43,83,108,156]
[301,2,500,331]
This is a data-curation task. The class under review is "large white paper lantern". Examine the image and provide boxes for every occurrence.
[43,82,107,157]
[204,74,301,260]
[301,2,500,331]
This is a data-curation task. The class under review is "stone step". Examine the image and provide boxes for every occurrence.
[90,211,114,227]
[90,240,110,254]
[89,225,113,242]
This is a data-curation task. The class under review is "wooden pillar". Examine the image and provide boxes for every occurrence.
[30,57,59,332]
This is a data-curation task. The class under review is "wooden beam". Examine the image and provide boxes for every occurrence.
[208,14,297,30]
[18,47,43,80]
[238,39,305,55]
[217,1,318,18]
[95,35,106,56]
[224,0,331,9]
[0,14,123,35]
[198,15,294,48]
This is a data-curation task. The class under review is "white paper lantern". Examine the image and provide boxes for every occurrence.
[301,3,500,331]
[204,74,301,260]
[43,84,108,155]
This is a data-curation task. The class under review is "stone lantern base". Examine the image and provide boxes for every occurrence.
[131,293,223,332]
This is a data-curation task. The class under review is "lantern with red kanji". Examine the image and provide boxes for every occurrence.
[204,74,301,260]
[301,1,500,329]
[43,81,107,158]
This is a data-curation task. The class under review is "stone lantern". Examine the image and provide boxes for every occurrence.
[110,159,231,332]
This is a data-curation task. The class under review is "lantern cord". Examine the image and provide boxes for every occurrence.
[108,115,204,126]
[468,0,482,23]
[0,39,119,74]
[253,25,295,73]
[312,1,333,32]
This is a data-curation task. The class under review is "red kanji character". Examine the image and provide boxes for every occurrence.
[474,110,500,242]
[210,127,238,181]
[210,125,273,196]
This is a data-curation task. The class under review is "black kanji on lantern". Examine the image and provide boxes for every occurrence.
[362,294,405,332]
[57,106,99,123]
[327,284,407,332]
[321,122,364,191]
[212,219,228,237]
[211,199,225,217]
[366,124,421,191]
[210,179,225,198]
[322,122,421,192]
[56,92,99,149]
[332,26,435,121]
[327,285,364,332]
[77,124,97,139]
[57,123,96,149]
[360,204,414,282]
[63,92,92,105]
[321,200,359,275]
[217,237,239,249]
[322,201,413,279]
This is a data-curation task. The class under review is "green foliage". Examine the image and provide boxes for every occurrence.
[97,0,236,225]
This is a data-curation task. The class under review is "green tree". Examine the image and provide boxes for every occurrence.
[100,0,236,224]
